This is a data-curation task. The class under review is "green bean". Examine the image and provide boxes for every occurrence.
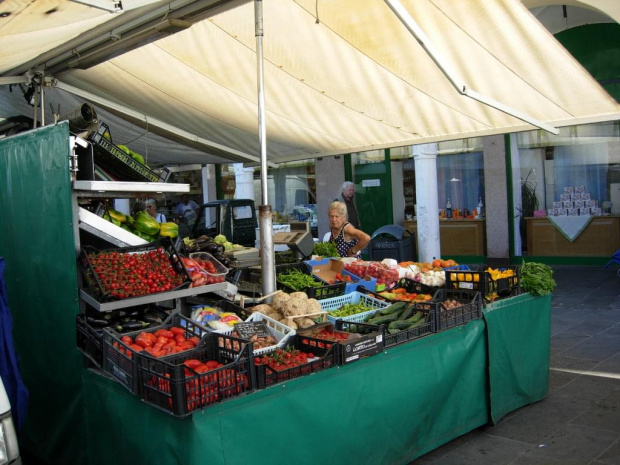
[277,269,321,291]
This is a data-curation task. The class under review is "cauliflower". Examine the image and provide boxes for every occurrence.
[284,317,298,330]
[289,291,308,301]
[296,317,315,329]
[271,291,290,312]
[252,304,273,315]
[281,296,307,316]
[306,298,322,315]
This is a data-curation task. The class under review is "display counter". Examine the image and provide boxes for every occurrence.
[526,216,620,257]
[403,219,486,257]
[81,293,551,465]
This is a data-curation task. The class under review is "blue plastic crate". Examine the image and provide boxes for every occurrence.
[319,291,390,324]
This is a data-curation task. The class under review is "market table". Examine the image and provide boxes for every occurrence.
[81,293,551,465]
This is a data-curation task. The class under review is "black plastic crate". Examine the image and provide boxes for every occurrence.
[413,289,482,331]
[276,263,345,300]
[88,122,162,183]
[102,313,208,395]
[333,320,384,364]
[445,265,520,297]
[137,332,255,417]
[76,314,105,368]
[357,278,436,303]
[78,237,191,303]
[381,307,435,347]
[254,335,336,389]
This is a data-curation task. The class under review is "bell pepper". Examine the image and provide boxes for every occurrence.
[108,208,127,224]
[134,211,160,236]
[159,222,179,238]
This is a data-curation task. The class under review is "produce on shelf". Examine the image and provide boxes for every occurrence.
[329,301,375,318]
[107,208,127,225]
[158,222,179,238]
[376,288,433,302]
[277,268,322,291]
[116,326,201,358]
[84,307,168,333]
[520,261,556,296]
[181,254,227,288]
[328,273,353,284]
[85,246,187,299]
[118,144,147,166]
[134,211,161,236]
[249,291,323,330]
[362,302,430,334]
[312,241,339,258]
[344,260,400,287]
[254,347,316,371]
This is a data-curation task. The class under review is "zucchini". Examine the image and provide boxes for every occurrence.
[367,312,401,325]
[402,317,428,330]
[376,302,408,316]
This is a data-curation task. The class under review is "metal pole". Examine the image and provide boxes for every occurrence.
[40,79,45,126]
[255,0,275,298]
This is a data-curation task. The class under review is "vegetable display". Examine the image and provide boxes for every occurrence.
[86,246,187,299]
[249,291,324,330]
[312,241,339,258]
[329,302,374,318]
[254,347,316,371]
[363,302,429,334]
[520,261,556,296]
[277,268,322,291]
[115,326,201,358]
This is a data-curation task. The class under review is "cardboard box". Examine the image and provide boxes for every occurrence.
[309,258,377,293]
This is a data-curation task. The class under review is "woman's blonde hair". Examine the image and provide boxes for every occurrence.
[328,201,348,218]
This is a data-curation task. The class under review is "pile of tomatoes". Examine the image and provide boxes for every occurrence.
[116,326,201,358]
[181,256,226,287]
[254,347,315,372]
[88,247,186,299]
[299,328,350,350]
[329,272,353,284]
[344,261,400,287]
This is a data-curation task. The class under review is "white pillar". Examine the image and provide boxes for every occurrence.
[233,163,255,201]
[413,143,441,263]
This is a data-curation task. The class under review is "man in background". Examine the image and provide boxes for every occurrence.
[175,194,199,223]
[336,181,361,230]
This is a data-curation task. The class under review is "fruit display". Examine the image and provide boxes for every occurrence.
[102,207,179,242]
[115,326,201,359]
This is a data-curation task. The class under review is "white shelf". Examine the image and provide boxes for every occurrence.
[73,180,190,194]
[80,282,228,312]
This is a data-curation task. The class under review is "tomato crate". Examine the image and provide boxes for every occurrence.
[76,314,105,368]
[305,258,378,294]
[101,313,208,395]
[78,236,191,303]
[445,265,520,297]
[319,291,390,324]
[254,335,336,389]
[137,332,255,417]
[276,263,346,300]
[413,289,482,331]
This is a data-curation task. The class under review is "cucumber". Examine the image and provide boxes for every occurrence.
[396,303,416,321]
[387,311,425,330]
[367,311,401,325]
[402,317,428,330]
[376,302,408,316]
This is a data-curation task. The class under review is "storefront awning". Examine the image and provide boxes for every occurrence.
[0,0,619,167]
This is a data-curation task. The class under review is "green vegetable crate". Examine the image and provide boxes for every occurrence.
[137,331,255,417]
[319,291,390,324]
[413,289,482,332]
[444,264,520,297]
[276,263,346,300]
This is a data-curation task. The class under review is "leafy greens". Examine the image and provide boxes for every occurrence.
[520,261,556,296]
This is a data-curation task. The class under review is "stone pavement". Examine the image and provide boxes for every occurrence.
[410,265,620,465]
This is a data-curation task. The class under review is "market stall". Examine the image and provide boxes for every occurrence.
[0,123,552,465]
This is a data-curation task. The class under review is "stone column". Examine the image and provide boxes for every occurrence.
[412,143,441,263]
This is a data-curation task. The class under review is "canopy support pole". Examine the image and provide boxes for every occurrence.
[385,0,560,135]
[255,0,275,299]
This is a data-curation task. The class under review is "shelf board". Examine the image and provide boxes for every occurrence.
[80,282,227,312]
[73,180,190,195]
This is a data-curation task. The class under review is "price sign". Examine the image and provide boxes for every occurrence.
[234,321,271,339]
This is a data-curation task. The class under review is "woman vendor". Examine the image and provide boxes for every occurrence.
[328,201,370,258]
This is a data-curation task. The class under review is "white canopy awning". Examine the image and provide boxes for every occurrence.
[1,0,619,167]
